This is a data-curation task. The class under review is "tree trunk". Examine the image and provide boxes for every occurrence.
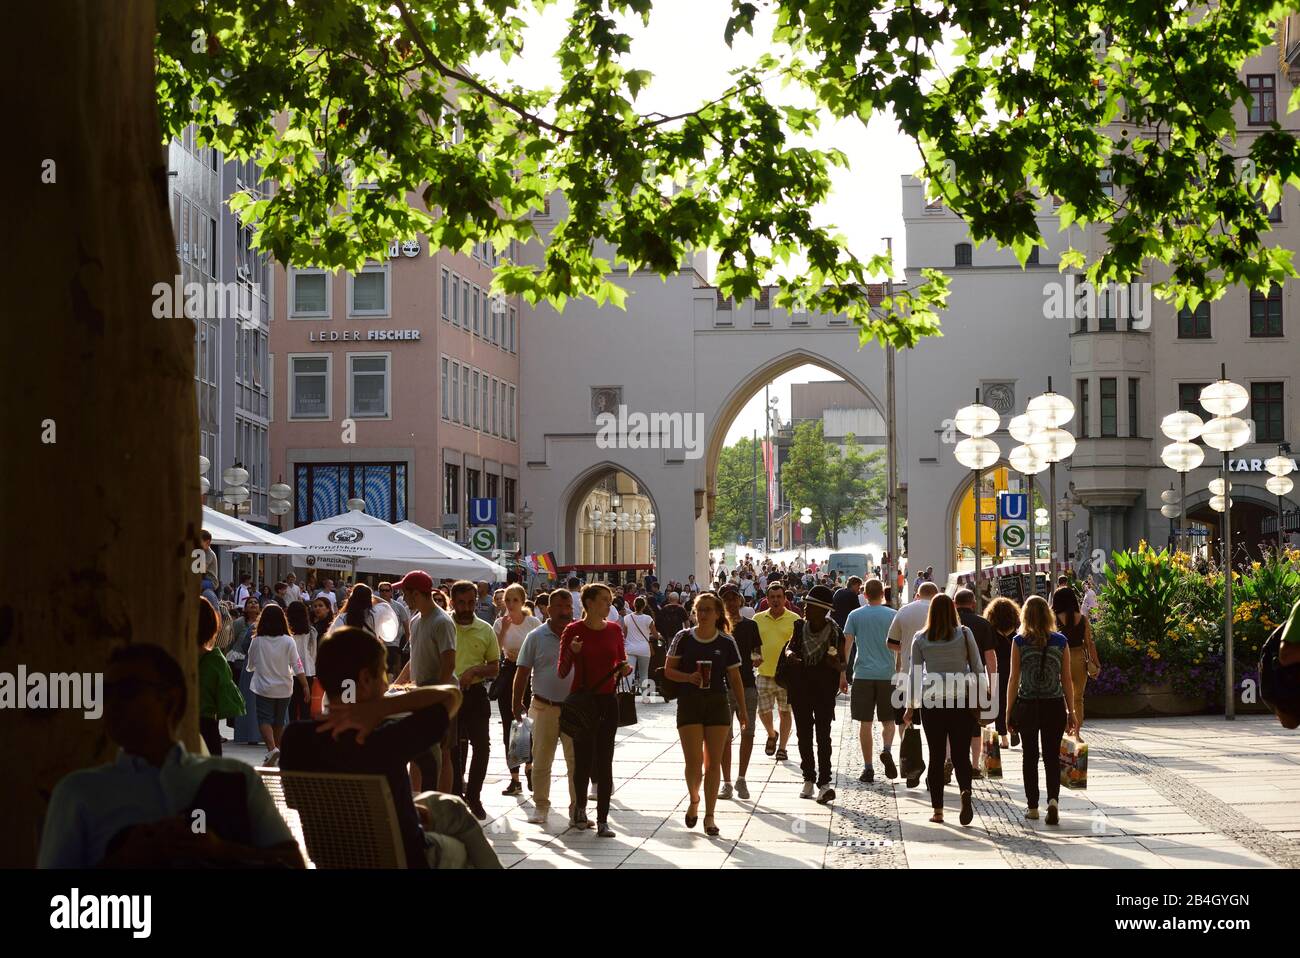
[1,0,198,867]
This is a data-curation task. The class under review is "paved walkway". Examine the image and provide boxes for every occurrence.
[228,699,1300,868]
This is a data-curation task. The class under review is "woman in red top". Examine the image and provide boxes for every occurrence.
[559,583,631,837]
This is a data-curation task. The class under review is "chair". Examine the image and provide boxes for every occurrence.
[257,768,408,868]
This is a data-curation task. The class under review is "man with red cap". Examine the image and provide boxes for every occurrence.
[393,570,458,792]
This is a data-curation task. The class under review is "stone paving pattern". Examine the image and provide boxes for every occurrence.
[229,697,1300,868]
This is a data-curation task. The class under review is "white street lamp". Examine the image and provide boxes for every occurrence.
[1008,414,1039,445]
[1208,477,1232,497]
[1199,365,1250,720]
[1160,504,1181,519]
[1209,494,1232,513]
[1265,475,1294,497]
[1160,411,1204,443]
[1026,379,1076,570]
[1265,444,1295,552]
[953,389,1002,585]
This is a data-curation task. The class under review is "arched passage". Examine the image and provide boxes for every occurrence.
[1183,486,1300,561]
[557,460,662,573]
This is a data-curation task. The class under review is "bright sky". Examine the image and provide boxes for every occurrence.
[474,0,922,446]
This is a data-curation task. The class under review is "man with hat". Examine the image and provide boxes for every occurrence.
[781,584,845,804]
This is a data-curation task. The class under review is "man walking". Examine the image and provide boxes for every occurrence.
[392,571,458,792]
[513,590,578,826]
[843,578,898,782]
[450,580,500,818]
[753,582,800,762]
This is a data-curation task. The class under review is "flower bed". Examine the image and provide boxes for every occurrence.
[1086,544,1299,716]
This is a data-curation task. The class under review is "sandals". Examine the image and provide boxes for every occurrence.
[685,799,699,829]
[774,748,789,762]
[929,810,944,823]
[764,734,777,756]
[704,817,720,837]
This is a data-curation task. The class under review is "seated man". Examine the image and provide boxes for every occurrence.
[39,644,303,868]
[280,626,501,869]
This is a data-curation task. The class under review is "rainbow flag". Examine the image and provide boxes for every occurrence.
[532,552,558,576]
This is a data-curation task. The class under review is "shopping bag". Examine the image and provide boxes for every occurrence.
[899,722,925,781]
[1059,735,1088,789]
[508,716,533,768]
[981,725,1002,778]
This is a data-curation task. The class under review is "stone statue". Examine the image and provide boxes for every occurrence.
[1074,528,1092,580]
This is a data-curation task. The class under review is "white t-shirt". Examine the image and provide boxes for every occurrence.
[293,629,318,677]
[570,590,584,614]
[285,584,303,606]
[496,614,542,660]
[247,633,305,698]
[622,613,654,657]
[739,606,755,620]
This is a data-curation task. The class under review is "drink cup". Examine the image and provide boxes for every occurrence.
[698,660,713,688]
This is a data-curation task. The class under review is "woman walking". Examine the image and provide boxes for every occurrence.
[495,583,541,796]
[783,585,844,806]
[331,583,377,635]
[230,597,263,745]
[622,596,659,697]
[902,592,985,826]
[286,600,319,722]
[197,596,244,756]
[246,604,308,766]
[559,583,632,837]
[719,585,760,800]
[1006,595,1077,824]
[983,596,1021,749]
[664,592,744,835]
[1051,586,1098,742]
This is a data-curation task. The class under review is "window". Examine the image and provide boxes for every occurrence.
[451,362,460,423]
[1100,167,1114,197]
[1178,382,1209,418]
[293,463,408,524]
[486,473,499,504]
[441,357,449,420]
[508,385,516,440]
[490,297,498,345]
[1251,382,1284,442]
[1027,246,1039,266]
[954,243,972,267]
[480,375,488,432]
[490,379,498,435]
[1100,378,1118,437]
[509,307,517,353]
[1078,380,1089,438]
[348,354,390,417]
[1177,302,1211,338]
[472,287,481,337]
[462,282,471,330]
[503,477,516,515]
[466,469,480,505]
[461,367,470,428]
[441,268,450,320]
[451,274,460,326]
[290,355,330,419]
[350,265,388,315]
[1247,74,1277,125]
[1098,284,1117,331]
[471,369,480,429]
[292,270,328,316]
[1128,378,1139,438]
[1250,284,1283,337]
[444,464,460,519]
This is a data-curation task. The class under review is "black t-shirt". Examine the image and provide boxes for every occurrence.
[280,704,449,869]
[667,628,742,694]
[831,588,861,629]
[959,609,995,658]
[728,619,761,688]
[654,604,689,643]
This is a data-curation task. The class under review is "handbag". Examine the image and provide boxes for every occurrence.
[773,621,803,691]
[899,721,925,781]
[560,658,626,739]
[616,673,638,727]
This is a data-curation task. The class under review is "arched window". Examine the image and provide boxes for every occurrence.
[955,243,972,267]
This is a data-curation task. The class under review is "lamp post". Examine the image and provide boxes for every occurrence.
[1199,366,1251,720]
[1026,378,1077,570]
[1160,410,1206,554]
[1265,445,1294,552]
[518,502,534,557]
[799,507,812,563]
[199,455,211,501]
[1160,486,1180,547]
[1057,496,1077,566]
[1008,438,1047,594]
[953,390,1001,587]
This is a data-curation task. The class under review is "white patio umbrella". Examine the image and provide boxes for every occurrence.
[232,510,496,579]
[394,520,507,579]
[201,505,306,550]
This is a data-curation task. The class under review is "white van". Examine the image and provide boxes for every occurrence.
[826,552,871,581]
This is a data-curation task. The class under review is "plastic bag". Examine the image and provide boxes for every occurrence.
[1060,735,1088,789]
[899,723,925,781]
[981,725,1002,778]
[508,716,533,768]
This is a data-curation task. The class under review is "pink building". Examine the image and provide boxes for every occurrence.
[270,237,521,544]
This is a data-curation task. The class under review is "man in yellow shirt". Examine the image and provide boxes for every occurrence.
[450,580,500,819]
[753,583,801,761]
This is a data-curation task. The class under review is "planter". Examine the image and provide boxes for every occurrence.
[1085,683,1211,718]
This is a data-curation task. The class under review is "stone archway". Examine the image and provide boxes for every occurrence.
[557,461,662,570]
[1183,485,1299,562]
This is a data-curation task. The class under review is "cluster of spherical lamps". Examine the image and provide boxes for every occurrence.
[1264,448,1295,551]
[952,390,1001,582]
[799,507,813,561]
[591,497,655,565]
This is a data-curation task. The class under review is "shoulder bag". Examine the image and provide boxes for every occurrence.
[774,620,804,691]
[560,651,626,740]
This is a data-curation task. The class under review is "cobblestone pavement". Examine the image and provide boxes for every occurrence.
[226,697,1300,868]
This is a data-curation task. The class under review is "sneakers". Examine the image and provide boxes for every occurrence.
[1046,799,1060,825]
[859,765,874,784]
[775,748,789,762]
[734,778,750,800]
[800,781,816,799]
[1025,807,1040,820]
[502,779,523,796]
[719,782,734,800]
[569,805,594,829]
[906,777,921,789]
[526,808,549,825]
[263,748,280,767]
[817,784,836,805]
[959,790,974,827]
[467,798,488,821]
[879,751,897,780]
[596,821,616,838]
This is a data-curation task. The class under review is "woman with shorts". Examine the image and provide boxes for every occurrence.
[664,592,746,836]
[719,585,760,801]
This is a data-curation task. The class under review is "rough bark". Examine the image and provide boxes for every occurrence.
[1,0,198,867]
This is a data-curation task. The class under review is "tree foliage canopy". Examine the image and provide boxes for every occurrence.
[780,420,884,548]
[711,435,769,548]
[156,0,1300,345]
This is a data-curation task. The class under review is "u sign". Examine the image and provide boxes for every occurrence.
[999,493,1027,521]
[469,497,497,526]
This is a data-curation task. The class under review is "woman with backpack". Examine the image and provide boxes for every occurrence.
[780,585,844,806]
[902,592,985,826]
[1006,594,1077,824]
[664,591,745,835]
